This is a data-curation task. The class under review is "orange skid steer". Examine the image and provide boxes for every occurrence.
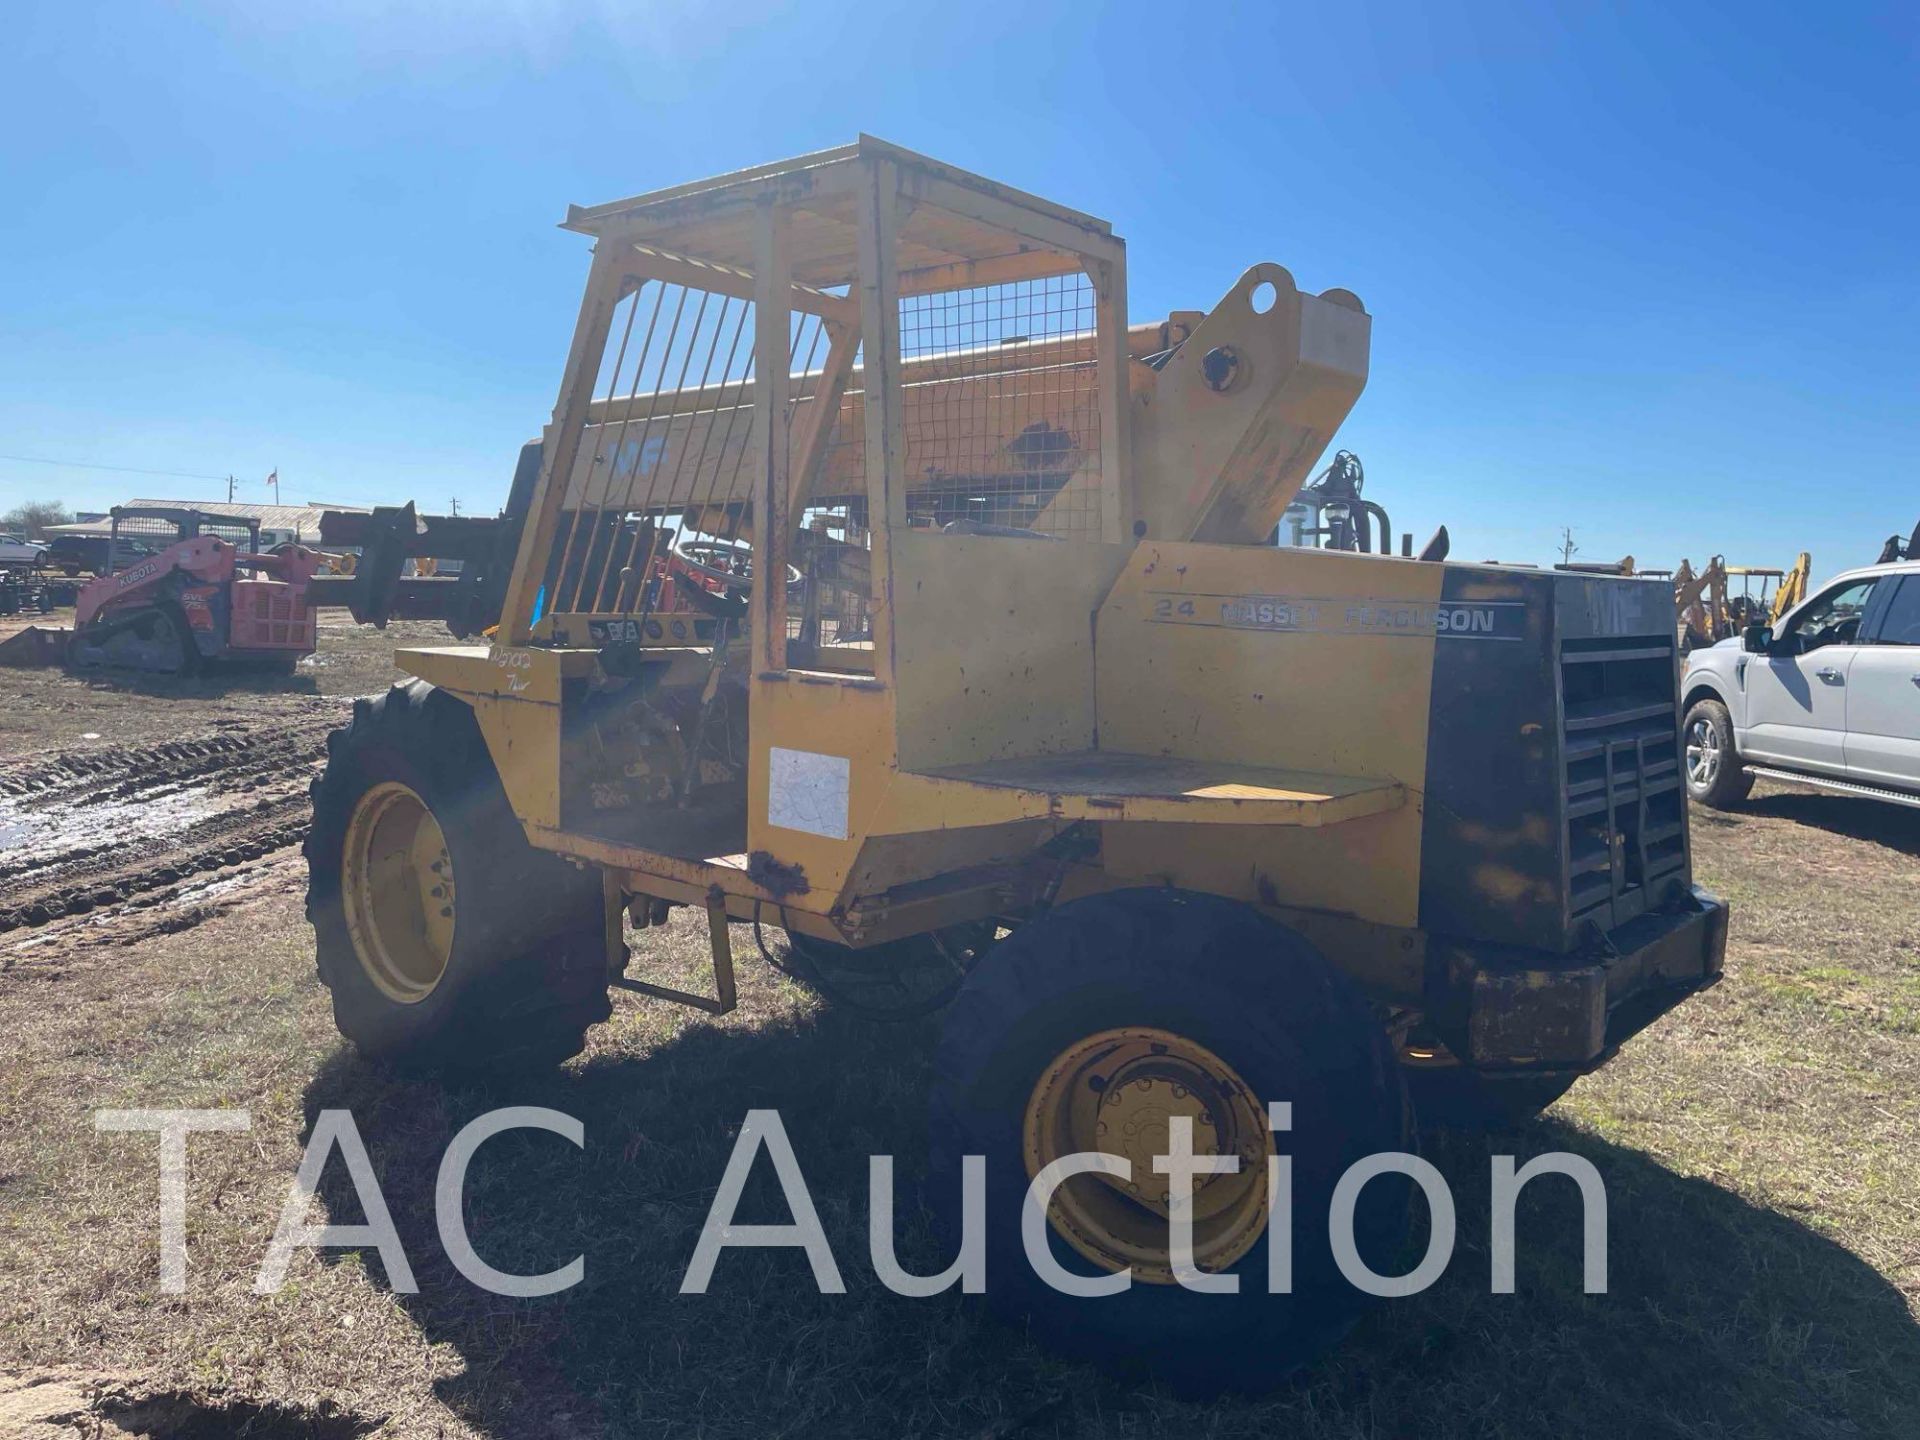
[0,506,321,674]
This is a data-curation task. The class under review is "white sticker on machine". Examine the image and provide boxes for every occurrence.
[767,747,851,840]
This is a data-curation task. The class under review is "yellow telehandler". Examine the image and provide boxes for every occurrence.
[304,138,1727,1387]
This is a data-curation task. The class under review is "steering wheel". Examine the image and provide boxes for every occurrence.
[670,536,803,597]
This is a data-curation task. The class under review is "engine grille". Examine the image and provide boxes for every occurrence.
[231,580,313,649]
[1560,635,1687,932]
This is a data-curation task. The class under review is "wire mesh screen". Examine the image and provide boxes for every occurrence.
[543,276,865,633]
[108,512,256,572]
[538,264,1104,654]
[782,371,873,657]
[896,272,1103,539]
[787,500,874,654]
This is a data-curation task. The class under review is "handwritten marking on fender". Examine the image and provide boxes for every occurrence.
[488,645,533,693]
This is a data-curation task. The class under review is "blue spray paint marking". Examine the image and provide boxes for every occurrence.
[613,435,669,482]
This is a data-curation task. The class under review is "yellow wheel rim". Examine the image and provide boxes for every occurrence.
[342,781,455,1004]
[1022,1026,1272,1285]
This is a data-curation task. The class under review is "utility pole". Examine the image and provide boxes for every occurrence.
[1559,526,1579,566]
[226,475,234,502]
[449,495,460,517]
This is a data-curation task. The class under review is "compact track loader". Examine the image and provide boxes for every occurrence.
[305,139,1728,1388]
[0,507,320,673]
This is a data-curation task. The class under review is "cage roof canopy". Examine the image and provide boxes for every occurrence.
[561,135,1121,290]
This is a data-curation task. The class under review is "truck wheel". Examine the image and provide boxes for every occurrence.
[305,681,610,1070]
[929,889,1411,1395]
[1682,697,1753,808]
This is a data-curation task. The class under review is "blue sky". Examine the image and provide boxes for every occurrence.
[1,1,1914,575]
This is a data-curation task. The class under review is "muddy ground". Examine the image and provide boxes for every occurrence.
[0,618,443,964]
[1,618,1916,1439]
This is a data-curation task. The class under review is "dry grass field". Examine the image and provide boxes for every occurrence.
[1,631,1916,1438]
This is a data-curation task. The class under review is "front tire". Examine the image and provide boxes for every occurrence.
[1683,697,1753,809]
[305,682,610,1071]
[929,889,1411,1394]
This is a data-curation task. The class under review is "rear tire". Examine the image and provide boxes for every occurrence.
[929,889,1411,1395]
[1683,697,1752,809]
[304,681,609,1071]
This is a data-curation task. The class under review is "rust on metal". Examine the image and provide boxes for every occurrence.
[746,850,810,898]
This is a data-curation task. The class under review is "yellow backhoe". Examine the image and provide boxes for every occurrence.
[1673,551,1810,651]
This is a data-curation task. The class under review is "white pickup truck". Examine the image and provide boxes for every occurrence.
[1681,558,1920,809]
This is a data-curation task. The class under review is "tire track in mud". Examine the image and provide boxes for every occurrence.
[0,707,349,940]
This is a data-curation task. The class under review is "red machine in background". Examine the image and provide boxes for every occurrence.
[306,442,767,649]
[61,506,320,673]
